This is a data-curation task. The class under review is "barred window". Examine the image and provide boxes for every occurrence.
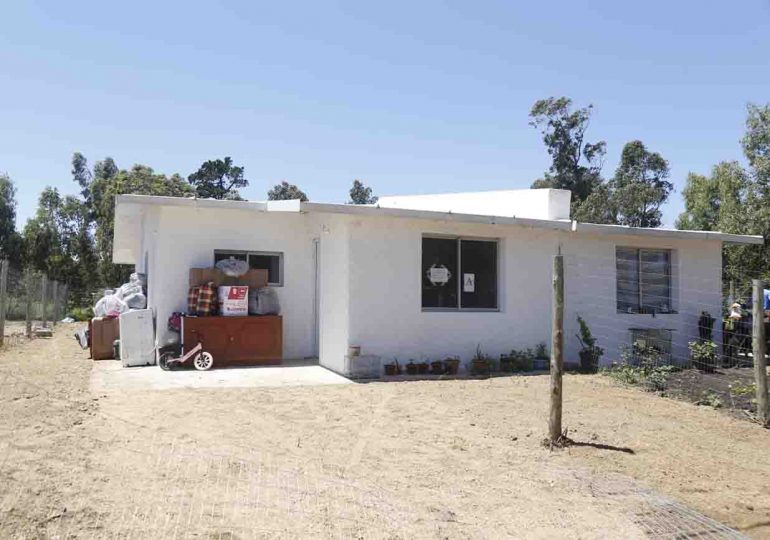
[616,248,671,314]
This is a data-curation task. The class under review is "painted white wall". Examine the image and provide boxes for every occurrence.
[340,215,723,370]
[377,189,571,221]
[128,203,723,373]
[149,206,318,359]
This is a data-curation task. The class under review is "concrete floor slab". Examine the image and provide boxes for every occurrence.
[90,359,352,393]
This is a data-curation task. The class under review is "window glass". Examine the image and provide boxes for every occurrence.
[422,237,458,309]
[460,240,497,309]
[249,254,281,285]
[214,252,247,264]
[640,250,671,313]
[616,248,671,313]
[616,248,640,313]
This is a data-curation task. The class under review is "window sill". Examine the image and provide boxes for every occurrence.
[616,311,679,316]
[422,308,500,313]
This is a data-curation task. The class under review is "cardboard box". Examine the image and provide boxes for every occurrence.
[218,286,249,316]
[90,317,120,360]
[190,268,268,289]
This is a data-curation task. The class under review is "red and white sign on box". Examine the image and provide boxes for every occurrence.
[218,286,249,316]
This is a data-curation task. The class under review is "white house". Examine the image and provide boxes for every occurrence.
[112,189,762,375]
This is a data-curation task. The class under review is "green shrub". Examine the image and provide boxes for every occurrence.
[689,340,717,372]
[69,307,94,322]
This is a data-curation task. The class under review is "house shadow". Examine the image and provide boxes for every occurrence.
[351,370,553,384]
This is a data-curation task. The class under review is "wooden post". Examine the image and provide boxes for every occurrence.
[0,260,8,347]
[24,269,33,338]
[41,275,48,328]
[52,281,60,326]
[61,284,68,320]
[549,254,565,442]
[753,279,769,426]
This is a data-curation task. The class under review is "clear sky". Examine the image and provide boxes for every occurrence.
[1,1,769,227]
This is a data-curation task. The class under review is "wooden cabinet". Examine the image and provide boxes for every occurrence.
[182,316,282,365]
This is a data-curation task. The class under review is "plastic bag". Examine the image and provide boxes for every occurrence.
[95,295,128,318]
[254,287,280,315]
[120,282,142,298]
[215,257,249,277]
[130,272,147,288]
[124,292,147,309]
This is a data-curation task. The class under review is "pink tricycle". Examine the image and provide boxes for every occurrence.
[159,342,214,371]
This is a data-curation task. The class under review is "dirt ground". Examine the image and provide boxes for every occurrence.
[1,326,770,538]
[665,367,761,418]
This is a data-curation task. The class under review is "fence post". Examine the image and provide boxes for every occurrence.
[0,260,8,347]
[61,284,68,320]
[41,275,48,328]
[52,281,60,326]
[548,253,565,443]
[25,269,33,338]
[752,280,769,426]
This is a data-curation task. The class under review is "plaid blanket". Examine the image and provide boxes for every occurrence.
[188,286,200,315]
[197,282,216,316]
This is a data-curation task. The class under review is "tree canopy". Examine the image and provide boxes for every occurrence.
[348,179,377,204]
[187,157,248,200]
[267,181,308,202]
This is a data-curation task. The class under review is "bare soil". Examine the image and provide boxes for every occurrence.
[665,367,762,419]
[1,327,770,538]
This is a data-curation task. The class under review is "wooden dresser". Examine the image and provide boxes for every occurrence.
[182,315,283,365]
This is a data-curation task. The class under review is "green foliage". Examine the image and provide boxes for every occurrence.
[688,340,718,371]
[69,306,94,322]
[348,179,378,205]
[0,174,23,266]
[610,140,672,228]
[187,157,248,200]
[697,390,723,408]
[729,381,755,397]
[677,103,770,284]
[500,348,534,372]
[267,181,309,202]
[576,316,604,373]
[534,342,548,359]
[601,362,676,392]
[529,97,606,207]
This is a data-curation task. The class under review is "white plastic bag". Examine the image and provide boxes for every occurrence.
[254,287,280,315]
[95,295,128,318]
[120,283,142,298]
[124,292,147,309]
[216,257,249,277]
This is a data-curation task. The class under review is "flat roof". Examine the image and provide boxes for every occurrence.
[114,194,764,246]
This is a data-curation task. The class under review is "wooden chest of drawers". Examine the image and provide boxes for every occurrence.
[182,315,283,365]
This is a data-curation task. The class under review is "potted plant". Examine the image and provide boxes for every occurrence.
[383,359,400,376]
[417,361,430,375]
[576,316,603,374]
[470,344,493,376]
[444,356,460,375]
[689,340,717,373]
[533,342,549,371]
[430,360,445,375]
[499,352,514,373]
[405,360,419,375]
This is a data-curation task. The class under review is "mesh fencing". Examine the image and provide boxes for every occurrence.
[565,252,768,423]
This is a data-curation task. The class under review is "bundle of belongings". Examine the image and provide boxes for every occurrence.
[188,262,279,317]
[94,273,147,317]
[88,273,147,360]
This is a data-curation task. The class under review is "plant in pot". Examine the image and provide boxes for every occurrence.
[689,340,717,373]
[430,360,445,375]
[383,358,400,376]
[417,360,430,375]
[533,342,549,370]
[576,316,603,374]
[444,356,460,375]
[405,360,419,375]
[499,352,514,373]
[470,344,493,376]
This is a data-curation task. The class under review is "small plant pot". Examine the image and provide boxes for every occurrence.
[430,361,445,375]
[405,362,419,375]
[579,350,599,374]
[471,359,491,376]
[417,362,429,375]
[444,358,460,375]
[384,364,398,376]
[499,356,514,373]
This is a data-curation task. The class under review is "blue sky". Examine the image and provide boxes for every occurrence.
[1,1,769,227]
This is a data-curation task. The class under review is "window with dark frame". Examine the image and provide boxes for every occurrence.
[214,250,283,286]
[421,236,498,310]
[616,247,672,314]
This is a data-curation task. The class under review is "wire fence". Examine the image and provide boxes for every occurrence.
[0,261,70,347]
[562,252,769,424]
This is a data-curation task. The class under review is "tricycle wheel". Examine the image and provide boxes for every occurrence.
[194,351,214,371]
[159,352,174,371]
